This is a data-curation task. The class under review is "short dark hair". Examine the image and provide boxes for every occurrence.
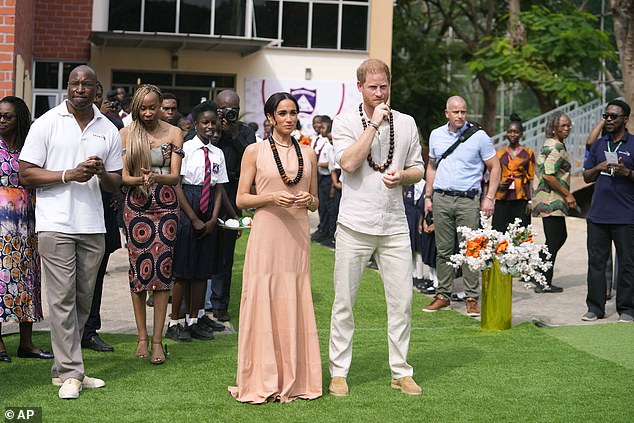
[264,92,299,118]
[192,100,217,122]
[320,115,332,125]
[106,89,118,101]
[607,99,631,117]
[162,93,177,102]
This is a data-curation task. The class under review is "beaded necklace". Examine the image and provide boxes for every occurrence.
[268,136,304,185]
[359,104,394,172]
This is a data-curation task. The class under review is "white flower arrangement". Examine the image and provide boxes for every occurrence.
[449,212,552,286]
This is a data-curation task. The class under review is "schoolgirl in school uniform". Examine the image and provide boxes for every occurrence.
[168,102,228,342]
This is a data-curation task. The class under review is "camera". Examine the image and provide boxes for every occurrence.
[220,107,239,123]
[424,212,433,226]
[109,101,120,110]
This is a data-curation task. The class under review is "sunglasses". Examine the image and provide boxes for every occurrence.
[602,113,625,120]
[0,113,15,121]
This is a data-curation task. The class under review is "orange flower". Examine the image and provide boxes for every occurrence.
[466,236,488,258]
[495,240,509,254]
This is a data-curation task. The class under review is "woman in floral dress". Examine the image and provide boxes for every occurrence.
[0,96,53,363]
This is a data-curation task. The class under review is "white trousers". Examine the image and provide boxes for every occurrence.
[328,224,414,379]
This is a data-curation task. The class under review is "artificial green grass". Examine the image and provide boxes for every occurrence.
[1,236,633,422]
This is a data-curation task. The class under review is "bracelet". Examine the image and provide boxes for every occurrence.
[308,194,315,207]
[486,195,495,201]
[61,169,67,184]
[424,195,432,200]
[367,121,380,133]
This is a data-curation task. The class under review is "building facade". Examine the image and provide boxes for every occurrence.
[1,0,392,131]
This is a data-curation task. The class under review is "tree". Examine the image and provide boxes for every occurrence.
[469,5,616,113]
[610,0,634,119]
[391,0,457,139]
[424,0,508,134]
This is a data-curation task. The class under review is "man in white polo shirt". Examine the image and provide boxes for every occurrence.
[19,65,122,400]
[328,59,424,397]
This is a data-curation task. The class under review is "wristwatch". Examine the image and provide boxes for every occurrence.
[424,195,432,200]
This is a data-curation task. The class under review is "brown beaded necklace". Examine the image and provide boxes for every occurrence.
[359,103,394,172]
[268,136,304,185]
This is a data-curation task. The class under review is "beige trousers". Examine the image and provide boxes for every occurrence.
[39,232,105,382]
[329,224,414,380]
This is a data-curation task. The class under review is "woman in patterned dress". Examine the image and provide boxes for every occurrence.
[492,113,536,232]
[532,111,577,293]
[0,96,53,363]
[120,85,183,364]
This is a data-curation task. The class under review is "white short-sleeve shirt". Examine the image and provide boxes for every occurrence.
[180,136,229,186]
[332,109,424,236]
[19,101,123,234]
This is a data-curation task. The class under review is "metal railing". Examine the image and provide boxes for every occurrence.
[492,99,607,175]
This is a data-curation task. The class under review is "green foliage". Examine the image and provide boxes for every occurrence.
[469,5,617,106]
[391,0,458,140]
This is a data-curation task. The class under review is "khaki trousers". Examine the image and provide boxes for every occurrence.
[329,224,414,379]
[433,192,481,299]
[39,232,105,382]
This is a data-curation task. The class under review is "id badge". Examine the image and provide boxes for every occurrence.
[602,151,618,176]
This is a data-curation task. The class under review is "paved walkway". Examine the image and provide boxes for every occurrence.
[2,214,621,337]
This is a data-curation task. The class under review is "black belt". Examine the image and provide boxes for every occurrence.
[434,189,480,199]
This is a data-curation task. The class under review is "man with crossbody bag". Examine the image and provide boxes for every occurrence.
[423,96,500,315]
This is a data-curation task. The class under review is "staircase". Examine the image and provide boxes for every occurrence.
[491,98,608,192]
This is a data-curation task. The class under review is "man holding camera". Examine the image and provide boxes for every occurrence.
[582,99,634,323]
[210,90,256,321]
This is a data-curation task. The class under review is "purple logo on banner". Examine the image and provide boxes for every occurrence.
[290,88,317,114]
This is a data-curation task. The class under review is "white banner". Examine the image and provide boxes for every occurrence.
[243,78,362,138]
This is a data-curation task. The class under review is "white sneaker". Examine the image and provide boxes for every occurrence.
[52,376,105,389]
[58,378,82,399]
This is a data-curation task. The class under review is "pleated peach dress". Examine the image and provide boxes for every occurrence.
[229,140,322,404]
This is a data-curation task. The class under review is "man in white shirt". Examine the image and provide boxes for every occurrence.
[19,65,122,400]
[328,59,424,397]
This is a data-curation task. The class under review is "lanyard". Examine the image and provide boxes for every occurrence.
[607,140,622,153]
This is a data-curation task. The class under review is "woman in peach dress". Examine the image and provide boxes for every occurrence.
[229,92,321,403]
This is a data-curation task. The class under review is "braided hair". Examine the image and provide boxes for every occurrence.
[0,96,31,150]
[544,111,567,139]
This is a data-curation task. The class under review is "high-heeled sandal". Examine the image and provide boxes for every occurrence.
[151,342,166,365]
[136,338,149,359]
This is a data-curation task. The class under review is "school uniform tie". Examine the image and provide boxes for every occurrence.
[200,145,211,214]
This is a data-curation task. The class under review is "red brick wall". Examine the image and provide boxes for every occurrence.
[15,0,33,70]
[0,0,17,97]
[33,0,92,61]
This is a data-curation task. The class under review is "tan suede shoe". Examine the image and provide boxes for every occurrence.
[329,376,349,396]
[391,376,422,395]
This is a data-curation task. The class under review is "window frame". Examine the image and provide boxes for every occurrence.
[106,0,369,52]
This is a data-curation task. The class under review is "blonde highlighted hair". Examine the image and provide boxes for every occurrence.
[126,84,163,193]
[356,59,391,84]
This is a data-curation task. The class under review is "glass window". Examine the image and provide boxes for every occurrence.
[341,4,367,50]
[112,71,173,86]
[144,0,177,33]
[282,2,308,47]
[215,0,246,36]
[33,94,58,119]
[180,0,211,34]
[108,0,141,31]
[34,62,59,89]
[253,0,279,39]
[175,74,235,88]
[311,3,338,49]
[62,63,85,88]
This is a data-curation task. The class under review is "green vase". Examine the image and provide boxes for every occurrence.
[481,258,512,330]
